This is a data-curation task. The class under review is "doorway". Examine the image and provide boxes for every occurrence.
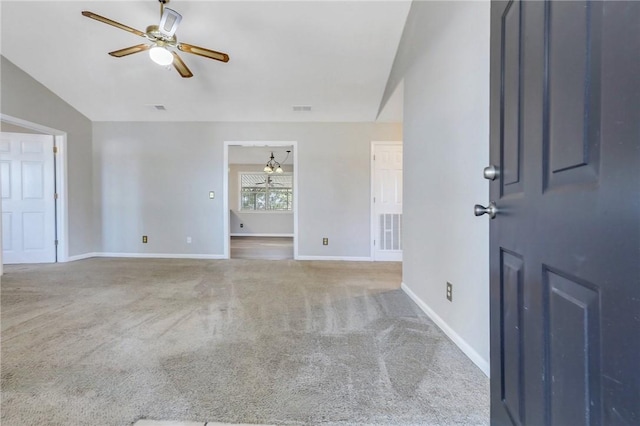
[0,114,68,269]
[223,142,298,260]
[371,141,403,261]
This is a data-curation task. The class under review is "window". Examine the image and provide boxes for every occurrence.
[240,172,293,211]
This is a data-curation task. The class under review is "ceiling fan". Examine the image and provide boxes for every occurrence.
[256,176,284,186]
[81,0,229,78]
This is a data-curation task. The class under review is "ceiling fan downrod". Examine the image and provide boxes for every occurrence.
[159,0,169,19]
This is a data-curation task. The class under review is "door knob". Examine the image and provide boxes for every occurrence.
[474,201,498,219]
[483,165,499,180]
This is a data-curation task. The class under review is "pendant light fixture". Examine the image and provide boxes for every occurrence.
[263,152,284,174]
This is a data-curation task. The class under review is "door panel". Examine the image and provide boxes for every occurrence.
[0,132,56,264]
[23,212,46,250]
[500,250,525,425]
[22,161,45,199]
[545,1,601,189]
[372,142,403,261]
[501,0,524,195]
[2,213,12,250]
[1,161,11,198]
[489,1,639,425]
[546,268,601,426]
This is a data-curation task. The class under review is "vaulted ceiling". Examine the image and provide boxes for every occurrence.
[1,1,410,122]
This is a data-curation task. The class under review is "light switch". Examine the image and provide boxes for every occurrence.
[209,191,215,199]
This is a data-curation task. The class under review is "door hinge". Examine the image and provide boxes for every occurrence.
[374,240,376,246]
[373,197,376,203]
[373,155,376,161]
[54,193,59,199]
[55,240,59,246]
[53,146,58,154]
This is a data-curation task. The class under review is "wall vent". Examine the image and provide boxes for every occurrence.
[292,105,312,112]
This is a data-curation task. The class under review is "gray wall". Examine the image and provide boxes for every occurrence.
[0,56,95,256]
[229,164,294,235]
[384,2,491,370]
[93,122,401,257]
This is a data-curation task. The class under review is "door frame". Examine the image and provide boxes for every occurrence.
[370,140,403,261]
[222,141,298,259]
[0,113,69,265]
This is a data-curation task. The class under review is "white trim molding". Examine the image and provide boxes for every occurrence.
[66,253,226,261]
[401,281,490,377]
[68,253,370,262]
[97,253,227,260]
[67,252,99,262]
[230,233,294,238]
[296,255,372,262]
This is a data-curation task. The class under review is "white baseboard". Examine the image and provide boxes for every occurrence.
[230,233,293,237]
[65,253,372,262]
[296,255,372,262]
[65,252,226,261]
[401,281,490,377]
[66,252,99,262]
[97,253,226,260]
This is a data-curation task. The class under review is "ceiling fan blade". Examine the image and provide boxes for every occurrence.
[177,43,230,63]
[172,52,193,78]
[109,44,151,58]
[81,11,146,38]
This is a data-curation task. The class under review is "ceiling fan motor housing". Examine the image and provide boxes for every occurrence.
[146,25,177,46]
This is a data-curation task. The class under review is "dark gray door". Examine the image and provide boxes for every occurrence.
[488,1,640,424]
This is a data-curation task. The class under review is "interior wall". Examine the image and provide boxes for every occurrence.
[0,56,95,257]
[93,121,401,258]
[384,1,491,373]
[229,163,294,236]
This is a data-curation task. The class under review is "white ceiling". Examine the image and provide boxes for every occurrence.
[0,1,410,122]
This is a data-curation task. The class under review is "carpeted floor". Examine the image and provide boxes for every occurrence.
[1,258,489,425]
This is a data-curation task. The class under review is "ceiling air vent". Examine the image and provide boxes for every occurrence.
[292,105,312,112]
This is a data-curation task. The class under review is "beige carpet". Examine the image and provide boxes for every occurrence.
[1,258,489,425]
[134,422,270,426]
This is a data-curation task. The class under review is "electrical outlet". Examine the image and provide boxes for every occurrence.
[446,282,453,302]
[323,237,329,245]
[186,237,192,244]
[142,235,148,244]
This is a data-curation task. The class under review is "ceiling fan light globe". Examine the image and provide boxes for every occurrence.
[149,46,174,66]
[275,167,283,173]
[264,166,273,173]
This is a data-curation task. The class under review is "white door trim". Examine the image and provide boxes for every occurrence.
[370,141,403,261]
[223,141,298,260]
[0,114,69,263]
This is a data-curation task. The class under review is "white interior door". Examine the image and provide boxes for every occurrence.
[372,142,402,261]
[1,132,56,264]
